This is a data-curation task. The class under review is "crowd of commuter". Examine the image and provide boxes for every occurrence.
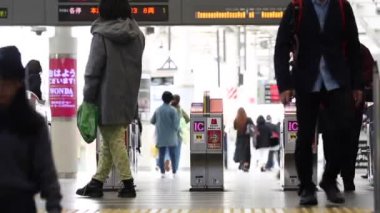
[0,0,377,211]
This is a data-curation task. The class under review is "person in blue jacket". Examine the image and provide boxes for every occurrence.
[151,91,180,178]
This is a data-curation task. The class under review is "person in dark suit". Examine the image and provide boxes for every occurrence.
[274,0,362,206]
[319,43,375,192]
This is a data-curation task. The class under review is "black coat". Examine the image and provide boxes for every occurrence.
[234,118,253,163]
[0,111,61,212]
[256,123,272,149]
[274,0,362,93]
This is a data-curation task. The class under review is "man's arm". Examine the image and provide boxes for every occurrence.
[83,34,106,103]
[345,2,362,90]
[274,3,295,93]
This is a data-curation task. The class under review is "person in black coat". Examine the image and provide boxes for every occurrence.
[274,0,362,205]
[0,46,62,213]
[233,107,254,172]
[25,60,43,100]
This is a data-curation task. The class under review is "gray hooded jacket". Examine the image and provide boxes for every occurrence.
[83,18,145,125]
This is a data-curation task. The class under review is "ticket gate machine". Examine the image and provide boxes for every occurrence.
[190,113,224,191]
[281,106,318,190]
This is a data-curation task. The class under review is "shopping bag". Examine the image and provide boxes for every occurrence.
[77,102,99,143]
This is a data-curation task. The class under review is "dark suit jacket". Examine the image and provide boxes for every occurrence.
[274,0,362,93]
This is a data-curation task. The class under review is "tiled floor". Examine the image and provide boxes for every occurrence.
[36,168,374,212]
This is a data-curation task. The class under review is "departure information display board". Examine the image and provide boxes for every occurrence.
[58,5,169,22]
[182,0,288,25]
[0,0,287,26]
[57,0,170,24]
[58,0,168,2]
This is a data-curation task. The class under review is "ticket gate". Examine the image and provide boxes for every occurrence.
[280,105,318,190]
[190,113,224,191]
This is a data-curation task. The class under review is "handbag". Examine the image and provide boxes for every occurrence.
[77,102,99,143]
[245,123,255,137]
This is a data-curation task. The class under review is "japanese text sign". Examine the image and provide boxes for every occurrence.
[49,58,77,117]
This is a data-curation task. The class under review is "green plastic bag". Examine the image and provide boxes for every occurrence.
[77,102,99,143]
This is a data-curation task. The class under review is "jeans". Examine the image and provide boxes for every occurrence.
[158,146,177,174]
[174,140,182,171]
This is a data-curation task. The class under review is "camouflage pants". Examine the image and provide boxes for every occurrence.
[93,125,132,182]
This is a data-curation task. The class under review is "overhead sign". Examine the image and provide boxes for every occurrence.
[58,4,168,22]
[0,0,287,25]
[181,0,287,25]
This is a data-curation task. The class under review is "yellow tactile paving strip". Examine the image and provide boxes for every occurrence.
[38,208,374,213]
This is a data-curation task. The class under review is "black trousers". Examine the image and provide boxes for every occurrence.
[0,194,36,213]
[295,89,354,189]
[321,101,363,182]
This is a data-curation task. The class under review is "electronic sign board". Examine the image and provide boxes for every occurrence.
[58,5,169,22]
[0,0,287,25]
[181,0,288,25]
[59,0,168,2]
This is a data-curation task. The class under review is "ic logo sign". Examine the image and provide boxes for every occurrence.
[288,121,298,131]
[194,121,205,132]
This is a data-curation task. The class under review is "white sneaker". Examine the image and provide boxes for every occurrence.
[161,174,165,179]
[172,173,177,178]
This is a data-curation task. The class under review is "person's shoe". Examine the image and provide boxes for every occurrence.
[299,188,318,206]
[76,178,103,198]
[319,181,345,203]
[118,178,136,198]
[343,180,355,192]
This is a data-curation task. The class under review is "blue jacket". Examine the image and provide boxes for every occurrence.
[151,103,180,147]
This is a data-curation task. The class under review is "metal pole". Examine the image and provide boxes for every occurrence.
[216,29,221,88]
[374,61,380,212]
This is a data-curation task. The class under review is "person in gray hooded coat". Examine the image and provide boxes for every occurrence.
[76,0,145,198]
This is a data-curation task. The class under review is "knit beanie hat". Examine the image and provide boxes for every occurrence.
[0,46,25,80]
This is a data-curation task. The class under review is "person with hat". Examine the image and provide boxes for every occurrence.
[0,46,62,213]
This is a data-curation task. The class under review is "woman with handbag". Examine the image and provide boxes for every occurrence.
[233,107,254,172]
[76,0,145,198]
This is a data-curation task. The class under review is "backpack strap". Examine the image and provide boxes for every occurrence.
[292,0,303,34]
[338,0,348,57]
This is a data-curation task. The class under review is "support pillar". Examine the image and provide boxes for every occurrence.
[49,27,79,178]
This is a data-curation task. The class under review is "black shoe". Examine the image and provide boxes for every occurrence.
[76,179,103,198]
[343,180,355,192]
[319,181,345,203]
[299,188,318,206]
[118,178,136,198]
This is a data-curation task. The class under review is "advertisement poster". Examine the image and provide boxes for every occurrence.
[207,130,222,149]
[49,58,77,117]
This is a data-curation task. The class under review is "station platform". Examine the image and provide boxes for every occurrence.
[36,168,374,212]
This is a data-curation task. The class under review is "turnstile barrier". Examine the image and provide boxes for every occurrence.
[190,113,224,191]
[280,105,318,190]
